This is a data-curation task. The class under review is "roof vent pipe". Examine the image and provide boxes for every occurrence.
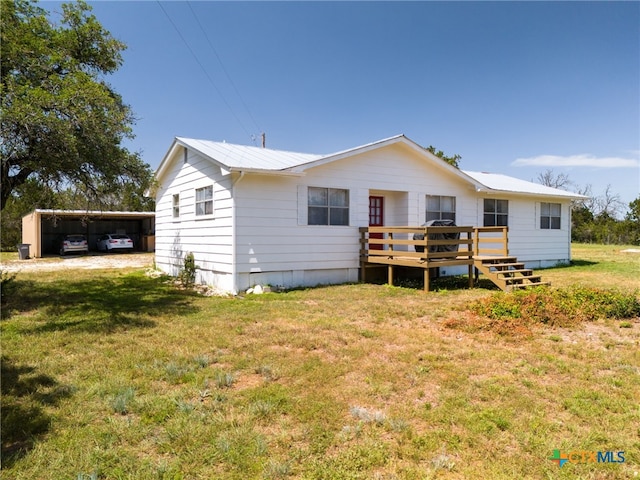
[261,132,266,148]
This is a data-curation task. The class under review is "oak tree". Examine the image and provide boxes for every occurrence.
[0,0,152,211]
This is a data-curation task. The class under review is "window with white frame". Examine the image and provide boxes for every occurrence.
[426,195,456,222]
[195,186,214,216]
[308,187,349,226]
[540,202,561,229]
[483,199,508,226]
[172,194,180,218]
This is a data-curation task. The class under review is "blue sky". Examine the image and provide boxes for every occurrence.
[47,1,639,211]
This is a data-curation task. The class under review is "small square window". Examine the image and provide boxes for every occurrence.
[540,202,561,229]
[484,199,508,227]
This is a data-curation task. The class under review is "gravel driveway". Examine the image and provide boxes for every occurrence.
[2,252,155,273]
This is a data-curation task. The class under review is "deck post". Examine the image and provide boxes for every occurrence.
[424,268,430,292]
[503,227,509,256]
[468,264,474,288]
[473,228,479,257]
[359,227,366,283]
[388,265,394,286]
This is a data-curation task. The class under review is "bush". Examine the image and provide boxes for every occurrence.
[179,252,198,287]
[1,269,17,301]
[469,286,640,328]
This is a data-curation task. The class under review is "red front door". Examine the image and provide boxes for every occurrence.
[369,196,384,250]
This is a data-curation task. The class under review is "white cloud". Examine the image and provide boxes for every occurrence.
[511,154,640,168]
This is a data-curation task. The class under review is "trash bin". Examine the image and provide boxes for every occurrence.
[17,243,30,260]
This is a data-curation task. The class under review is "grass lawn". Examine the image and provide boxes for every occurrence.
[1,244,639,479]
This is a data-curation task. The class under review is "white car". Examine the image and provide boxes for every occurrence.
[60,234,88,256]
[97,234,134,252]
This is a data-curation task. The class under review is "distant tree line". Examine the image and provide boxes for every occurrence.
[536,170,640,245]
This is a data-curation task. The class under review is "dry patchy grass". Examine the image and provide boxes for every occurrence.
[1,245,639,479]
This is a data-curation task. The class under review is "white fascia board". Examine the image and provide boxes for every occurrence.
[473,186,588,200]
[154,138,182,185]
[227,167,304,177]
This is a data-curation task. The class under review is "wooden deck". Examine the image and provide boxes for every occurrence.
[359,226,548,292]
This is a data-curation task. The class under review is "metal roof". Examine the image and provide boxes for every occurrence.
[176,137,323,171]
[31,209,155,218]
[162,136,586,200]
[463,171,586,199]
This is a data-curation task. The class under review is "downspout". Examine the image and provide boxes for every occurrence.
[230,171,246,294]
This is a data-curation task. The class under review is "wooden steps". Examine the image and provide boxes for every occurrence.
[474,256,550,292]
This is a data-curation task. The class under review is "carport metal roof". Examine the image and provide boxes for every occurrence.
[31,209,155,218]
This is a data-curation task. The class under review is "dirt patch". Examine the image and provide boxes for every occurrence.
[2,252,154,273]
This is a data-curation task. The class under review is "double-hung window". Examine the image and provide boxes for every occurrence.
[483,199,508,226]
[308,187,349,226]
[540,202,561,229]
[426,195,456,222]
[195,186,214,216]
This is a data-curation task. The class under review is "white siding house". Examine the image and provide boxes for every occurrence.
[153,135,585,294]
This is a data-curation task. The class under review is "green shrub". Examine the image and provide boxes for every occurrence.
[179,252,198,287]
[1,269,17,300]
[469,286,640,328]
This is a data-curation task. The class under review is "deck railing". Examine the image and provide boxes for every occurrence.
[472,226,509,257]
[359,226,508,258]
[359,226,473,262]
[358,226,509,291]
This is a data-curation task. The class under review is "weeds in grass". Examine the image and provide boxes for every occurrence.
[174,398,195,414]
[193,354,211,368]
[339,424,362,440]
[214,371,236,388]
[111,387,135,415]
[255,364,280,382]
[264,459,291,479]
[249,399,276,418]
[76,472,98,480]
[388,417,410,433]
[431,447,456,471]
[350,406,386,425]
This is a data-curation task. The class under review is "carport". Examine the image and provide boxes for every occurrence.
[22,209,155,257]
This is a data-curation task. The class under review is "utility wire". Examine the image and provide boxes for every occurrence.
[186,1,262,136]
[156,1,253,141]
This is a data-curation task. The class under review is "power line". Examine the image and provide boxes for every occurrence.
[186,1,262,136]
[156,1,254,141]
